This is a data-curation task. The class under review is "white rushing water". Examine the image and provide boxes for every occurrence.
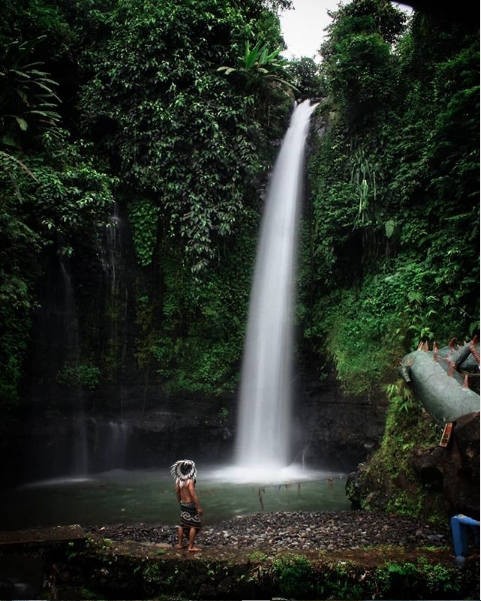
[232,100,318,479]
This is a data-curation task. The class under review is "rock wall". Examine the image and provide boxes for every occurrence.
[296,372,388,471]
[1,375,388,487]
[411,411,480,519]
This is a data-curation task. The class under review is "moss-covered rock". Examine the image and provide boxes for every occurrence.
[347,383,479,524]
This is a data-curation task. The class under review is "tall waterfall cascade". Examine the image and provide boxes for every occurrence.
[232,99,318,480]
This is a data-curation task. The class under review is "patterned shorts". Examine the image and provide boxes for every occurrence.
[180,502,202,529]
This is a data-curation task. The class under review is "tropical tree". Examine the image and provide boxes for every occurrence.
[0,36,62,152]
[286,56,325,100]
[75,0,292,274]
[218,39,298,95]
[301,0,479,392]
[0,19,116,407]
[320,0,407,129]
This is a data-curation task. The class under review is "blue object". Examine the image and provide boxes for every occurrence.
[450,514,480,559]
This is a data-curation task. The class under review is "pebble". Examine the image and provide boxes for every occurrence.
[86,510,449,552]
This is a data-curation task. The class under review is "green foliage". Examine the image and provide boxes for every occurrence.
[218,37,298,98]
[272,553,314,598]
[374,558,464,598]
[2,142,116,268]
[303,5,479,399]
[286,56,325,99]
[0,36,62,150]
[384,379,413,413]
[305,272,412,395]
[151,335,242,395]
[145,227,254,394]
[218,406,229,421]
[0,30,116,406]
[320,0,406,129]
[0,0,478,418]
[128,198,160,267]
[56,363,101,390]
[355,393,446,523]
[0,277,34,406]
[76,0,291,273]
[327,32,397,125]
[417,557,463,596]
[322,0,408,51]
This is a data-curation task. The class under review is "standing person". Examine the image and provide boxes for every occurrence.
[170,459,203,552]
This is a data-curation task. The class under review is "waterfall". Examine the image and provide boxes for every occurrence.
[59,256,80,360]
[105,200,122,297]
[234,99,318,474]
[91,419,129,471]
[102,200,129,416]
[59,255,89,476]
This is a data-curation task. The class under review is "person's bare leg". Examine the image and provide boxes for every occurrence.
[188,527,201,551]
[176,525,184,549]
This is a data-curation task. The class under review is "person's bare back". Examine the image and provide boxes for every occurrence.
[176,479,201,507]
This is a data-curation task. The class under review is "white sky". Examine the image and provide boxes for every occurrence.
[279,0,340,62]
[279,0,413,62]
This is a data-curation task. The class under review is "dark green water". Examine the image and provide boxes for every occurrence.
[0,466,351,531]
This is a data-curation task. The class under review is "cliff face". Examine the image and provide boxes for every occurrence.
[1,375,388,486]
[411,412,480,519]
[0,195,390,488]
[295,372,388,471]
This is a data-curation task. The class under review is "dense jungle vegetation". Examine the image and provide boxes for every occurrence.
[0,0,479,411]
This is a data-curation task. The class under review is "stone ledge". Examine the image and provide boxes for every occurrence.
[0,524,85,548]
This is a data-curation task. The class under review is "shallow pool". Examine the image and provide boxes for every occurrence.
[0,464,351,531]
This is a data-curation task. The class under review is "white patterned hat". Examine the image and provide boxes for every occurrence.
[170,459,197,482]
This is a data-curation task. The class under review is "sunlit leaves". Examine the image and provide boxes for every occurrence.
[218,38,299,97]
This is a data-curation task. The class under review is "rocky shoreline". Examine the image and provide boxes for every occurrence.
[86,510,452,553]
[3,511,477,601]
